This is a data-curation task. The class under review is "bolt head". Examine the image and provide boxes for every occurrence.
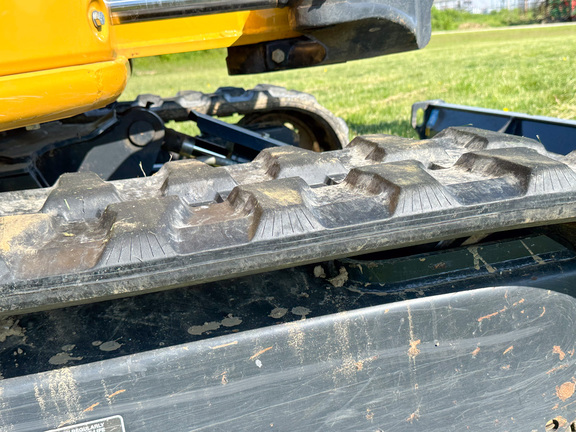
[92,10,106,29]
[271,49,286,64]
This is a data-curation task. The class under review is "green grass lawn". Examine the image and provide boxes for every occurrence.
[123,25,576,140]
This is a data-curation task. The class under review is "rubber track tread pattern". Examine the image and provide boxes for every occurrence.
[1,127,576,313]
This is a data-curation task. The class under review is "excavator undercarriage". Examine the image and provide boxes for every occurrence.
[0,85,348,191]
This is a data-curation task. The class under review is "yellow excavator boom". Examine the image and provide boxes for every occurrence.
[0,0,299,131]
[1,0,432,132]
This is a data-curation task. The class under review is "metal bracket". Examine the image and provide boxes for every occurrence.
[412,100,576,155]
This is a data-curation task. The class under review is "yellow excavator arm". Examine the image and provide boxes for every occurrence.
[0,0,432,132]
[0,0,298,131]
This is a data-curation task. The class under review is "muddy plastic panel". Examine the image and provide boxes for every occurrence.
[2,127,576,314]
[0,286,574,431]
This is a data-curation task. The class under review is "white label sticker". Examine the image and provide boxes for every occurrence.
[45,415,125,432]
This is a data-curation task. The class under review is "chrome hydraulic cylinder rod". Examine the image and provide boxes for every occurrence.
[106,0,290,24]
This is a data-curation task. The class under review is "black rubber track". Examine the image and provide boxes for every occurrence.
[1,127,576,314]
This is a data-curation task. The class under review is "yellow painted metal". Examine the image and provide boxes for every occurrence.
[112,9,300,58]
[0,59,129,132]
[1,0,114,77]
[1,1,299,131]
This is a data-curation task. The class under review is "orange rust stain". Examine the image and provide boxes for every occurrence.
[477,306,508,323]
[408,340,421,358]
[384,309,390,314]
[539,307,546,318]
[501,365,511,370]
[471,347,480,357]
[553,346,566,361]
[366,409,374,421]
[570,349,575,357]
[210,340,238,350]
[249,346,273,360]
[503,346,514,355]
[552,403,559,410]
[221,371,228,385]
[108,389,126,399]
[556,382,575,401]
[83,402,100,412]
[477,311,499,322]
[406,409,420,423]
[355,355,378,371]
[512,298,525,307]
[547,364,570,375]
